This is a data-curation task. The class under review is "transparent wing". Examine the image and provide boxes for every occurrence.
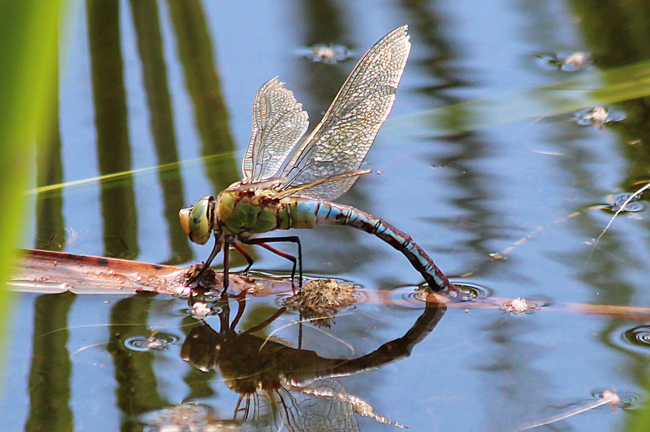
[298,380,407,429]
[242,77,309,183]
[251,392,281,432]
[279,26,410,201]
[275,382,360,432]
[272,169,371,201]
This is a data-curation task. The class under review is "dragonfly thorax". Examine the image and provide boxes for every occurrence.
[216,189,283,238]
[228,177,288,192]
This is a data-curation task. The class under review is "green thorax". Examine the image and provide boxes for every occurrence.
[216,188,319,237]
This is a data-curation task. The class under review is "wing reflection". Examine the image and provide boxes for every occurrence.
[177,290,446,431]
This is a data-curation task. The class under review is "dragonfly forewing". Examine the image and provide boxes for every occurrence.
[242,77,309,183]
[279,25,411,201]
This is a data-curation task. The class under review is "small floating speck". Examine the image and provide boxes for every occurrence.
[573,106,626,129]
[591,389,642,411]
[296,44,352,64]
[535,51,592,72]
[489,252,507,260]
[125,333,177,352]
[502,297,539,314]
[608,192,644,213]
[191,301,213,319]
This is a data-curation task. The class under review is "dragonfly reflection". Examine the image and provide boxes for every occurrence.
[179,291,447,431]
[180,26,470,300]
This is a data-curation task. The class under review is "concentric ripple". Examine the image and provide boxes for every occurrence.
[386,282,492,309]
[125,333,177,352]
[623,325,650,350]
[591,389,644,410]
[608,193,645,213]
[607,324,650,357]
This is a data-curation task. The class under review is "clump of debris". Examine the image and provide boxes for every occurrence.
[284,279,357,327]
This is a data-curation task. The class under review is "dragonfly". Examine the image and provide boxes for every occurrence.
[180,26,468,300]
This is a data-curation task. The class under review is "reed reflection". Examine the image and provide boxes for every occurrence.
[129,0,193,264]
[26,292,75,432]
[87,0,138,259]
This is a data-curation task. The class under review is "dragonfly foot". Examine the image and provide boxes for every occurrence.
[184,263,217,290]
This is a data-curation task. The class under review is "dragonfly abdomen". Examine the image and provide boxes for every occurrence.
[286,199,466,299]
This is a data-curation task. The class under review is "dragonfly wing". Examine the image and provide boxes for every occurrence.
[279,26,410,200]
[242,77,309,183]
[276,383,360,432]
[273,168,372,200]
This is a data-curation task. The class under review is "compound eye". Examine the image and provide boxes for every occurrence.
[179,196,214,244]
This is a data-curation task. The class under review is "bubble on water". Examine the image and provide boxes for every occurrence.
[125,333,177,352]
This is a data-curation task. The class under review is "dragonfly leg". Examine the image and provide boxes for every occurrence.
[222,240,231,292]
[190,237,222,285]
[241,236,303,287]
[233,243,255,274]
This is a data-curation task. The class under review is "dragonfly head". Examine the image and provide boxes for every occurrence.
[179,196,217,245]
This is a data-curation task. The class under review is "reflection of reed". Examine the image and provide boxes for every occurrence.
[35,41,65,251]
[570,0,650,68]
[165,0,239,193]
[166,0,253,268]
[570,0,650,184]
[26,292,75,432]
[87,0,138,259]
[106,294,169,424]
[129,0,192,264]
[567,1,650,408]
[401,0,498,272]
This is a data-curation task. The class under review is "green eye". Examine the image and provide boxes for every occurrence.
[179,196,214,244]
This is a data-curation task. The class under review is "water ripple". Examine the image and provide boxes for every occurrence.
[125,333,177,352]
[386,282,492,309]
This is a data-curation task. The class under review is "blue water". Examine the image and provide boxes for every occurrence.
[3,0,650,430]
